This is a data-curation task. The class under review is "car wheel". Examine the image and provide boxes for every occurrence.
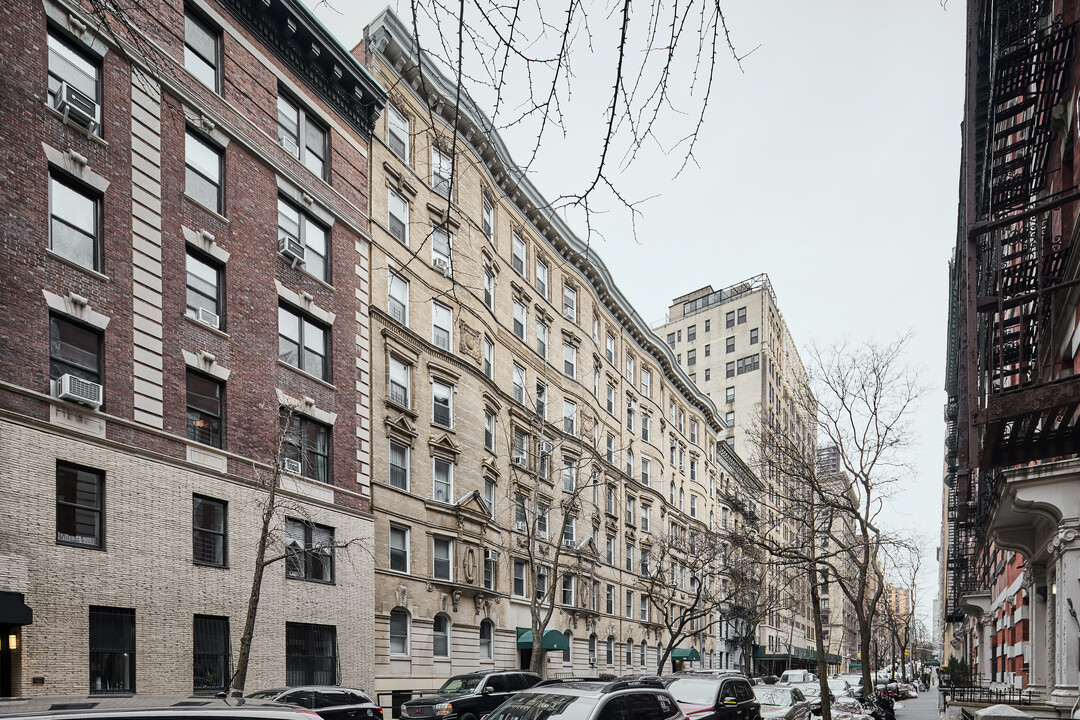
[461,714,478,720]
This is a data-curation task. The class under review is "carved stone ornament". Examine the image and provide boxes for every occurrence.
[1049,528,1079,557]
[581,412,595,436]
[452,590,462,613]
[396,585,408,608]
[440,593,449,614]
[463,547,478,584]
[459,321,482,365]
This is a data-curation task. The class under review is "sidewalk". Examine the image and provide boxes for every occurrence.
[896,686,942,720]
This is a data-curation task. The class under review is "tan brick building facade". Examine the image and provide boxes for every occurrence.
[358,9,762,697]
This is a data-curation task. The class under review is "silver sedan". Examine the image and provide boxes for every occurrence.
[753,686,811,720]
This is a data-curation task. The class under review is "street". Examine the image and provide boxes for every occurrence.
[894,688,940,720]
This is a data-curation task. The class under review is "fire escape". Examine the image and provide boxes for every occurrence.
[944,0,1078,623]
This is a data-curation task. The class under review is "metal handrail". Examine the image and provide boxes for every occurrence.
[942,685,1033,706]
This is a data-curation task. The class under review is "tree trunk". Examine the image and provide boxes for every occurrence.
[230,473,279,694]
[859,618,873,696]
[810,566,831,720]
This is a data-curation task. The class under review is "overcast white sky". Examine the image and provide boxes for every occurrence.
[311,0,967,626]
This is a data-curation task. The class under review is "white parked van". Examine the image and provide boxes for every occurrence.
[779,670,817,684]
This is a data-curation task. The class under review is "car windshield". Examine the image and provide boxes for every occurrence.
[799,686,821,698]
[665,678,719,706]
[755,689,793,707]
[485,693,596,720]
[439,675,484,693]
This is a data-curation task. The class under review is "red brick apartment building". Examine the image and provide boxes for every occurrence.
[0,0,385,696]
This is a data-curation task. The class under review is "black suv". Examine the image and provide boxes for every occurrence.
[246,687,382,720]
[663,672,761,720]
[485,679,684,720]
[400,670,542,720]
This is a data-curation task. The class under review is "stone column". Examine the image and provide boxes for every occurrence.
[1025,565,1047,697]
[1048,527,1080,708]
[980,614,994,685]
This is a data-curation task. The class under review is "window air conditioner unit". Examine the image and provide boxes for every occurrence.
[538,441,554,455]
[562,538,576,548]
[279,133,300,156]
[563,307,575,321]
[58,373,102,410]
[197,307,220,329]
[281,458,303,474]
[515,520,527,532]
[512,452,526,467]
[485,549,499,561]
[55,82,98,136]
[279,235,306,266]
[432,256,451,277]
[539,530,548,540]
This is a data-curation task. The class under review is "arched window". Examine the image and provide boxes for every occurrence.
[588,634,598,665]
[479,619,493,660]
[625,449,633,476]
[433,614,450,657]
[625,637,633,666]
[563,631,572,663]
[640,640,646,667]
[389,607,410,655]
[669,482,675,504]
[605,636,614,665]
[679,487,685,510]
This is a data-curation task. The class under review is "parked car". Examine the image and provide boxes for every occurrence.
[662,673,760,720]
[824,679,852,699]
[400,670,541,720]
[752,687,810,720]
[484,679,684,720]
[0,695,321,720]
[777,671,815,686]
[246,688,381,720]
[788,684,831,716]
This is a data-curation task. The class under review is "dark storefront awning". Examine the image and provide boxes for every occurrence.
[516,627,569,651]
[671,647,701,662]
[0,592,32,625]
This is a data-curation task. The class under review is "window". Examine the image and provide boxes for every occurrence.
[484,411,496,451]
[388,188,409,244]
[690,494,698,517]
[606,484,615,514]
[561,457,577,492]
[535,380,547,418]
[641,369,651,396]
[389,608,410,655]
[186,130,223,213]
[640,595,650,623]
[536,321,548,358]
[640,504,650,531]
[280,412,331,484]
[750,328,759,344]
[89,606,135,694]
[537,505,549,538]
[563,284,577,320]
[589,634,598,665]
[285,622,336,685]
[690,459,698,481]
[480,620,494,659]
[725,311,735,329]
[433,537,453,580]
[687,325,697,342]
[625,496,635,525]
[186,371,223,448]
[705,319,711,333]
[626,591,634,619]
[277,94,327,178]
[563,399,577,435]
[606,636,614,665]
[562,575,575,605]
[606,333,615,364]
[431,226,451,269]
[50,314,101,397]
[604,536,615,565]
[278,305,328,380]
[482,196,494,241]
[593,368,600,398]
[483,547,497,587]
[48,31,101,132]
[669,401,676,424]
[737,307,747,324]
[192,495,226,567]
[184,7,220,90]
[606,434,615,464]
[704,369,710,381]
[483,336,494,379]
[512,233,526,275]
[433,458,454,503]
[50,174,100,270]
[687,349,696,366]
[389,525,409,572]
[389,356,410,407]
[513,300,526,341]
[705,344,711,357]
[640,549,650,575]
[56,462,103,549]
[431,381,452,429]
[641,415,651,442]
[726,411,735,426]
[433,614,450,657]
[432,147,453,196]
[536,259,548,297]
[387,105,409,161]
[513,428,528,466]
[625,449,634,477]
[278,198,328,280]
[726,337,735,354]
[606,384,615,415]
[563,343,577,378]
[432,302,452,352]
[285,518,334,582]
[193,615,230,694]
[736,354,760,375]
[627,401,635,431]
[726,386,735,403]
[641,458,650,485]
[536,567,549,601]
[388,271,408,325]
[625,544,634,572]
[667,332,676,347]
[186,250,222,327]
[606,585,615,615]
[725,361,735,378]
[689,420,698,444]
[513,560,527,597]
[483,267,495,310]
[626,355,634,383]
[669,482,675,505]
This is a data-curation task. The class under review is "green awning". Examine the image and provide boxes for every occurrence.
[671,647,701,661]
[516,627,570,651]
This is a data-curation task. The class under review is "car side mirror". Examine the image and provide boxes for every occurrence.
[483,687,495,695]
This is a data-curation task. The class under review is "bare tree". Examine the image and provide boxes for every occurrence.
[227,405,370,695]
